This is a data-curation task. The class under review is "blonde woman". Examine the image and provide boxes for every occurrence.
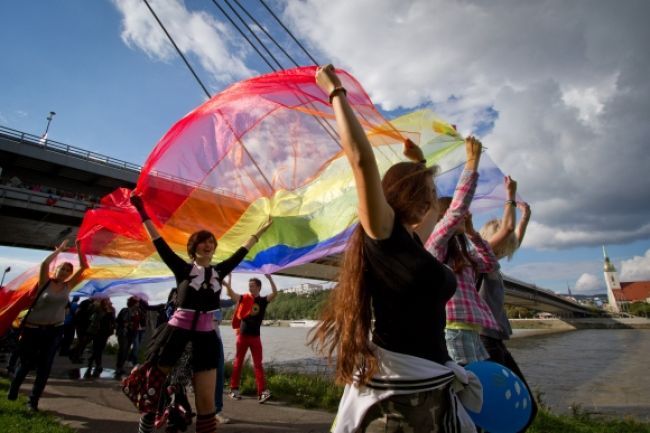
[478,184,536,431]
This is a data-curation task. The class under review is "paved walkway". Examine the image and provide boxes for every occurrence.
[5,354,333,433]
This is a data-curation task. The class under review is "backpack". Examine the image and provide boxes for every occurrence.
[121,362,168,413]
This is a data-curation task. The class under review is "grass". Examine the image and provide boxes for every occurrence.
[224,361,343,411]
[528,407,650,433]
[0,377,76,433]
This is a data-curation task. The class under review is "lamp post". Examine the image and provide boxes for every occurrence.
[0,266,10,288]
[41,111,56,140]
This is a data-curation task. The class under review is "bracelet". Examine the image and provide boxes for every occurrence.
[251,234,259,242]
[329,86,347,103]
[505,200,516,207]
[419,159,427,164]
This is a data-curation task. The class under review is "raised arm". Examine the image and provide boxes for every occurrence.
[515,202,531,246]
[67,239,89,289]
[222,274,241,303]
[265,274,278,303]
[465,213,499,274]
[130,193,186,274]
[39,240,69,287]
[218,218,274,278]
[425,137,483,258]
[315,65,394,240]
[130,194,161,241]
[487,176,517,250]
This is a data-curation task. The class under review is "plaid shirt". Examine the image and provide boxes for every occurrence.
[425,170,500,330]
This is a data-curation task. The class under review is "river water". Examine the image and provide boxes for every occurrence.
[219,326,650,420]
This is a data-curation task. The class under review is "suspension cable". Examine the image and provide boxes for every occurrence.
[231,0,300,68]
[222,0,283,71]
[258,0,320,65]
[143,0,212,98]
[209,0,276,72]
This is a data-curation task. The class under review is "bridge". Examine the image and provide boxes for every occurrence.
[276,256,596,317]
[0,125,595,316]
[0,125,138,249]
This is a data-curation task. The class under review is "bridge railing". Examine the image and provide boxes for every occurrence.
[0,184,95,214]
[0,125,142,173]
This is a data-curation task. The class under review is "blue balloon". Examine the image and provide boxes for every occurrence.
[464,361,532,433]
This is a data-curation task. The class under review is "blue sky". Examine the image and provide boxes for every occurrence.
[2,0,649,296]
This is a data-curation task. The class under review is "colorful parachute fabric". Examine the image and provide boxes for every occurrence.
[1,66,512,312]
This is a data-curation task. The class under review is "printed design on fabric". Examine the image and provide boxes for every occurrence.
[187,264,221,292]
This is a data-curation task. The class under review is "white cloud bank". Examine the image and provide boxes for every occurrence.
[620,249,650,282]
[574,273,604,293]
[111,0,650,251]
[283,0,650,250]
[113,0,254,87]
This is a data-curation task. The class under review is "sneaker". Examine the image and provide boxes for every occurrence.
[229,389,241,400]
[258,389,271,404]
[215,412,230,424]
[7,388,18,401]
[26,399,38,412]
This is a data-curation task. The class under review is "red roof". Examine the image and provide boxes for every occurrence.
[614,281,650,302]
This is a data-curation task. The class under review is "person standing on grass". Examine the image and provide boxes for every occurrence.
[225,274,278,403]
[130,193,272,433]
[7,239,87,411]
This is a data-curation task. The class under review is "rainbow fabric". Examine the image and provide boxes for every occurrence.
[0,67,511,332]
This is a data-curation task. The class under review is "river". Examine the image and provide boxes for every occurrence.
[219,326,650,420]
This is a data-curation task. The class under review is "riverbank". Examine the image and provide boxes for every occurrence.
[247,317,650,331]
[510,317,650,330]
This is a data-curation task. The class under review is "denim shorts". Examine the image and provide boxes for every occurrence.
[445,328,488,365]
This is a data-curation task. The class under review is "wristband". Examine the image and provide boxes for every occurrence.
[505,200,516,207]
[329,86,347,103]
[251,234,259,242]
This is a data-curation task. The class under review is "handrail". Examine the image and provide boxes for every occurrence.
[0,125,142,173]
[0,125,248,201]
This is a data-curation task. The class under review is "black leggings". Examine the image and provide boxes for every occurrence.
[9,326,63,405]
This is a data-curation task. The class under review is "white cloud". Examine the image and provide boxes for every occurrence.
[503,259,602,287]
[620,249,650,281]
[574,273,604,293]
[283,0,650,250]
[113,0,255,87]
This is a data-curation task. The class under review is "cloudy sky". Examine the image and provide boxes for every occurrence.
[1,0,649,295]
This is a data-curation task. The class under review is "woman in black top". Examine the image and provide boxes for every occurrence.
[130,194,272,433]
[310,66,460,432]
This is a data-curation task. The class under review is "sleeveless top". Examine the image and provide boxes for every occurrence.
[26,280,69,326]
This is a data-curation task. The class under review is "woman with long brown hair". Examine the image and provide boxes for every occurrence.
[310,65,481,433]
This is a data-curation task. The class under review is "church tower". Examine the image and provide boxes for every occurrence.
[603,246,621,312]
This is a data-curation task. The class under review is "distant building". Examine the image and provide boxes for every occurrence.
[284,282,324,295]
[603,246,650,312]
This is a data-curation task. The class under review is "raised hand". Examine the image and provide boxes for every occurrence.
[505,175,517,199]
[465,136,483,171]
[403,138,425,163]
[55,239,69,253]
[517,201,531,217]
[315,64,342,96]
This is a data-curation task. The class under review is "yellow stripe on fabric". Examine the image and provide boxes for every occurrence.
[215,111,464,259]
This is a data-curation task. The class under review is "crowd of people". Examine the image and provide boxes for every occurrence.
[3,66,536,433]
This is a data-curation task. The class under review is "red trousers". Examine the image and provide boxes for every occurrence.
[230,334,266,395]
